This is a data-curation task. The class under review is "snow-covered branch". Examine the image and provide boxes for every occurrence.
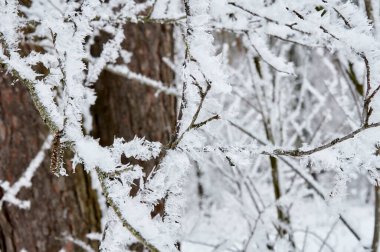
[2,0,380,251]
[106,64,179,97]
[0,135,53,209]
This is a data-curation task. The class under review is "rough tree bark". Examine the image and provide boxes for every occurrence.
[0,74,101,251]
[0,13,174,252]
[92,23,175,150]
[91,23,176,250]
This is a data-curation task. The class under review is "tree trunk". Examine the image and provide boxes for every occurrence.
[364,0,374,25]
[0,74,101,251]
[91,22,176,248]
[0,18,174,252]
[92,23,175,147]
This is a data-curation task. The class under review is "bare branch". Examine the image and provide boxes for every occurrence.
[318,219,340,252]
[192,114,220,129]
[96,168,160,252]
[0,135,53,209]
[228,121,363,242]
[272,122,380,157]
[106,64,179,97]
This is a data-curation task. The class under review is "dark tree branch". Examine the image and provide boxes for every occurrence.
[272,122,380,157]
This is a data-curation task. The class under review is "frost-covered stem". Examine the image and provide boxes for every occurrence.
[0,57,156,251]
[183,0,191,17]
[0,37,59,133]
[229,122,363,242]
[320,6,377,126]
[170,13,190,146]
[294,229,335,251]
[172,77,188,145]
[269,154,295,246]
[301,227,309,252]
[247,54,294,244]
[244,181,262,214]
[20,77,59,132]
[192,114,219,129]
[318,219,339,252]
[287,7,379,127]
[269,157,290,230]
[334,8,352,28]
[172,0,192,144]
[337,61,362,118]
[263,101,294,246]
[228,2,309,35]
[245,32,294,75]
[139,16,186,24]
[62,235,96,252]
[0,135,53,209]
[228,120,268,144]
[0,62,59,133]
[291,5,380,125]
[146,0,158,19]
[361,8,380,127]
[244,212,262,251]
[96,168,160,252]
[170,81,213,148]
[169,0,218,149]
[21,13,185,27]
[261,111,292,241]
[272,122,380,157]
[362,56,373,125]
[372,185,380,252]
[362,6,380,250]
[105,65,179,97]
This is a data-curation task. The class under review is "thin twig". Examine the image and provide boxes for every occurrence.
[372,185,380,252]
[192,114,220,129]
[301,227,309,252]
[319,218,340,252]
[0,135,53,209]
[228,2,310,35]
[243,212,262,251]
[272,122,380,157]
[228,122,363,242]
[96,168,160,252]
[293,229,335,252]
[60,235,95,252]
[245,32,294,75]
[106,65,179,97]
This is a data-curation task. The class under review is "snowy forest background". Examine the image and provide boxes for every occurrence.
[1,0,380,251]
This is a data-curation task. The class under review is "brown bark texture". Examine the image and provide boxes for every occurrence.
[92,23,176,148]
[0,18,174,252]
[92,22,176,220]
[0,74,102,251]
